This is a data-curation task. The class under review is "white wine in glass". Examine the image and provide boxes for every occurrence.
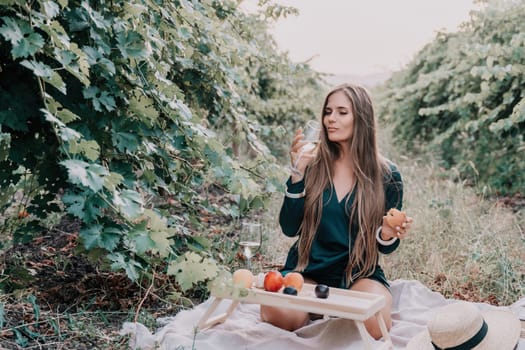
[293,120,321,169]
[302,120,321,146]
[239,222,262,270]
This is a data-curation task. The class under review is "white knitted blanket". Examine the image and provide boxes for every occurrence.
[121,279,525,349]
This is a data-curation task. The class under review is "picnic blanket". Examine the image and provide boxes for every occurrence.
[121,279,525,349]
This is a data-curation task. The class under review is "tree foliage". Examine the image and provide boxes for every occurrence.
[0,0,324,290]
[376,0,525,195]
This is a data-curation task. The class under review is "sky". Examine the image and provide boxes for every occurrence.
[252,0,480,76]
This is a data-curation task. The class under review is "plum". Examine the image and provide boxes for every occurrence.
[283,286,298,295]
[314,284,329,299]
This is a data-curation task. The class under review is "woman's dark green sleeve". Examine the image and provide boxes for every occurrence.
[278,178,305,237]
[378,166,404,254]
[385,166,403,212]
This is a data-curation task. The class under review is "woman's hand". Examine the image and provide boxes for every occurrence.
[381,215,414,240]
[289,128,318,182]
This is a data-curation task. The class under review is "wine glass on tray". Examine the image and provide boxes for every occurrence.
[239,222,262,270]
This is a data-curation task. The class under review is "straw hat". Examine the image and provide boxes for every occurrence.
[406,301,521,350]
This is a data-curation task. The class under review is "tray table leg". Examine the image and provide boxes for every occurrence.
[355,320,374,350]
[197,298,240,331]
[375,311,393,349]
[375,311,392,346]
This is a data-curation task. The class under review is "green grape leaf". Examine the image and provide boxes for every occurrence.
[42,1,60,18]
[83,86,116,112]
[83,46,115,75]
[20,60,66,93]
[108,253,141,281]
[57,107,80,123]
[54,48,76,66]
[171,100,193,120]
[133,234,155,255]
[80,224,120,251]
[20,60,53,77]
[140,209,168,232]
[61,159,108,192]
[229,173,260,199]
[127,223,155,255]
[129,92,159,126]
[59,126,80,141]
[61,192,86,219]
[68,139,100,161]
[0,17,45,58]
[44,72,67,94]
[0,17,24,44]
[44,20,71,50]
[42,108,81,141]
[133,210,172,257]
[167,252,219,292]
[207,269,249,299]
[116,30,150,59]
[112,130,140,153]
[187,235,212,252]
[150,230,172,257]
[69,42,90,83]
[103,172,124,192]
[80,1,111,30]
[113,189,143,218]
[56,0,68,9]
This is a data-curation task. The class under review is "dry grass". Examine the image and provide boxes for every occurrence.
[261,125,525,305]
[382,160,524,304]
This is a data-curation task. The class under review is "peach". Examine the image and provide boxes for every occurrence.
[283,272,304,292]
[232,269,254,288]
[385,208,406,228]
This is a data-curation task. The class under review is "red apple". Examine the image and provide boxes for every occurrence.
[263,270,284,292]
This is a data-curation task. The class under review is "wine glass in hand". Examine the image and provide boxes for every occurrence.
[302,120,321,148]
[293,120,321,169]
[239,222,262,270]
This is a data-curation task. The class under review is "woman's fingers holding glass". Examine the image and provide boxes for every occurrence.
[291,130,304,149]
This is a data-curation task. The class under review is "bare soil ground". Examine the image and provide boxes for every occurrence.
[0,218,186,349]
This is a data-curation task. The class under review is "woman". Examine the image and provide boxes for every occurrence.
[260,83,413,338]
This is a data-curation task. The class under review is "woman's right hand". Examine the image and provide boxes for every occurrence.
[290,128,318,182]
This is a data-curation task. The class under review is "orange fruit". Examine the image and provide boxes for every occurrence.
[283,272,304,292]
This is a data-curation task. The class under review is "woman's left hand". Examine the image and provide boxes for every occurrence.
[381,215,414,240]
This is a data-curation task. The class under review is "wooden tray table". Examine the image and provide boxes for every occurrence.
[198,283,393,350]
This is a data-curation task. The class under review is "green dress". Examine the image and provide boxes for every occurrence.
[279,164,403,289]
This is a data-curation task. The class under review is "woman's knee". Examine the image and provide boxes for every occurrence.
[260,305,309,331]
[364,316,391,340]
[350,279,393,340]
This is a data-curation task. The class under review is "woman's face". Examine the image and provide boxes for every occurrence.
[323,90,354,144]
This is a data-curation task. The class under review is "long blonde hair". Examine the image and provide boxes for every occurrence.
[296,83,390,286]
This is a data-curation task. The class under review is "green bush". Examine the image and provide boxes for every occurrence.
[376,0,525,195]
[0,0,324,290]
